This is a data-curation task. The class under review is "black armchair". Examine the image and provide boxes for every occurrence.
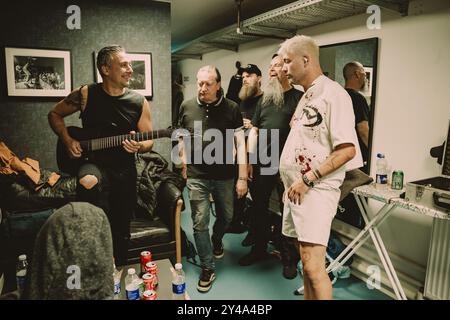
[127,180,184,265]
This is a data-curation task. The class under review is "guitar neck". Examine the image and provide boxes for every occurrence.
[84,129,171,152]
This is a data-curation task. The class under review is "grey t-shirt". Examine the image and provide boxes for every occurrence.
[252,87,303,165]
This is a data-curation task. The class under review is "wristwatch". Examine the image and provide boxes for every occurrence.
[302,173,314,188]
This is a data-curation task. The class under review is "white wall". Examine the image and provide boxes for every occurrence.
[178,0,450,296]
[179,37,282,97]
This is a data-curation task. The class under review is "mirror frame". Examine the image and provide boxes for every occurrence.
[320,37,379,174]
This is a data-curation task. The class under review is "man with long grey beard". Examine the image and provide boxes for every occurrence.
[239,54,302,281]
[227,64,263,234]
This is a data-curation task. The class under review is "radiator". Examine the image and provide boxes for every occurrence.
[424,218,450,300]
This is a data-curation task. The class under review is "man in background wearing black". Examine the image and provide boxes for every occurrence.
[343,61,370,174]
[228,64,263,234]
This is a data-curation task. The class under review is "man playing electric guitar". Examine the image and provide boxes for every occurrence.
[48,45,153,265]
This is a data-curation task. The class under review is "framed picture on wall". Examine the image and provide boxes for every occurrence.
[5,47,71,97]
[94,51,153,98]
[361,66,373,98]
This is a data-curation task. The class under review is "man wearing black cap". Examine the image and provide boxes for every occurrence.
[238,64,264,131]
[227,64,263,234]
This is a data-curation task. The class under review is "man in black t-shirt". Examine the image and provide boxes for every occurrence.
[238,54,302,280]
[177,65,248,293]
[238,63,263,128]
[227,64,263,234]
[343,61,370,173]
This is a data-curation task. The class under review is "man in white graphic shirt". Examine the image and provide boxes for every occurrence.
[278,35,363,300]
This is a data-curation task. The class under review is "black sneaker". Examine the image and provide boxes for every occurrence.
[197,268,216,293]
[227,222,247,234]
[211,236,224,259]
[282,264,298,280]
[238,248,270,266]
[241,231,255,247]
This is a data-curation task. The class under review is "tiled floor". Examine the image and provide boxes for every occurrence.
[179,190,391,300]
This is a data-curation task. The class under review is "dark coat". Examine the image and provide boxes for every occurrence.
[135,151,185,219]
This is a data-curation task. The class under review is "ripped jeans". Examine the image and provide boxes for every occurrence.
[77,162,136,265]
[186,178,234,270]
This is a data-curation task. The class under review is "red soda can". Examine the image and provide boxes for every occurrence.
[142,272,155,290]
[143,290,157,300]
[145,261,158,287]
[140,251,152,274]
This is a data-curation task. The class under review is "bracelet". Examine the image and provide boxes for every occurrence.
[302,174,314,188]
[313,168,322,179]
[238,177,248,181]
[312,170,319,180]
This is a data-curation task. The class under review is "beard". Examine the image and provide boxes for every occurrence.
[262,77,284,108]
[239,83,258,101]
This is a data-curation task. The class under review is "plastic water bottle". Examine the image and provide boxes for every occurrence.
[16,254,28,295]
[125,268,140,300]
[113,263,121,300]
[171,263,186,300]
[376,153,388,189]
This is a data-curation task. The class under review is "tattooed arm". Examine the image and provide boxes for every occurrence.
[316,143,356,178]
[48,86,87,158]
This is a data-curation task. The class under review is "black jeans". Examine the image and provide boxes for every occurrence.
[251,165,300,266]
[77,162,137,264]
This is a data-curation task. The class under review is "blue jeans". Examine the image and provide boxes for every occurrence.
[186,178,234,270]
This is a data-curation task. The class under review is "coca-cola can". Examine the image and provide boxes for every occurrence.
[143,290,157,300]
[145,261,158,287]
[140,251,152,274]
[142,272,155,290]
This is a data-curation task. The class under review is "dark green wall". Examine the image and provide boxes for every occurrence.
[0,0,171,170]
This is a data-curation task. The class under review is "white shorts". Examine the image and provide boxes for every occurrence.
[282,187,340,246]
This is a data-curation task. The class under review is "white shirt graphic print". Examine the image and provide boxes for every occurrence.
[279,75,363,191]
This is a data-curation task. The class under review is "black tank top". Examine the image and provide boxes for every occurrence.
[81,83,144,168]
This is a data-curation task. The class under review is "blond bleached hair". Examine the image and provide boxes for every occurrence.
[278,35,319,60]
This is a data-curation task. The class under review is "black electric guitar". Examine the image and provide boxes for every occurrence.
[57,125,190,175]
